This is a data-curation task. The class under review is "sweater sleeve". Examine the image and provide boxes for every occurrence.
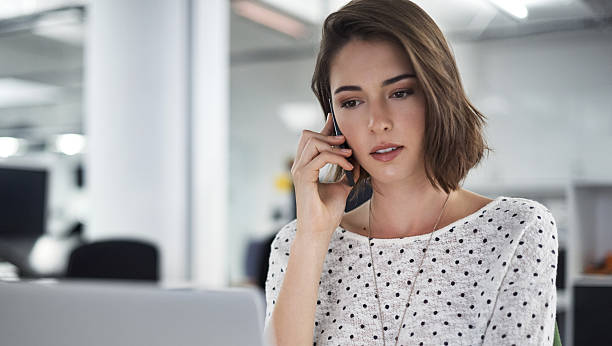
[482,203,559,345]
[263,220,297,330]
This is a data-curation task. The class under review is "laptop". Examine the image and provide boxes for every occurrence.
[0,279,266,346]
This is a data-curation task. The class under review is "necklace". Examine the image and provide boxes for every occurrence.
[367,192,450,346]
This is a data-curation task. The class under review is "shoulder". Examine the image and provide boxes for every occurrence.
[266,220,299,282]
[464,195,554,232]
[498,196,558,245]
[500,197,555,224]
[270,219,299,253]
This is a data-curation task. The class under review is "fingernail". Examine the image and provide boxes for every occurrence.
[340,148,351,153]
[335,135,344,138]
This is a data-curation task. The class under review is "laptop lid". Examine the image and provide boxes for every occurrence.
[0,280,266,346]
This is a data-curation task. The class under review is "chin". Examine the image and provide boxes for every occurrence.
[368,167,410,184]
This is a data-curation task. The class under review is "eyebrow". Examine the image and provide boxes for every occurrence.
[333,73,416,95]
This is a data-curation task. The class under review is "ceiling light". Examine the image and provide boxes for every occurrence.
[55,133,85,155]
[260,0,322,23]
[232,0,307,39]
[489,0,529,19]
[0,1,37,20]
[32,10,84,46]
[0,137,22,158]
[0,0,85,20]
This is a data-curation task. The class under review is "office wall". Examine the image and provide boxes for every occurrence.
[229,57,317,283]
[454,28,612,189]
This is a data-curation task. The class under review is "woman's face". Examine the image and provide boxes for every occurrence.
[329,39,427,184]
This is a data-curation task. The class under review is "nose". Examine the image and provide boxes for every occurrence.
[367,100,393,133]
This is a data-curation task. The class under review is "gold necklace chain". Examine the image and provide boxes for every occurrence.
[367,192,450,346]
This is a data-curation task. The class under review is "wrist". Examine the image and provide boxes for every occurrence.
[292,226,333,254]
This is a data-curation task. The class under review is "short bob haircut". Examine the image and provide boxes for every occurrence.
[311,0,492,198]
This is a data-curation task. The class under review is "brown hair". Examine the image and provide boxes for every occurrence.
[311,0,492,198]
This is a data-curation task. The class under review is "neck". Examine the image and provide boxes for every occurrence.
[368,175,452,239]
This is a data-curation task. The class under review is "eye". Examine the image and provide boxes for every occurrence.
[391,89,414,99]
[340,99,362,109]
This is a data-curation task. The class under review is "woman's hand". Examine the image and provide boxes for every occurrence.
[291,114,361,240]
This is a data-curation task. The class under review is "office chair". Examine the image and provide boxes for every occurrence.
[554,320,562,346]
[66,239,159,282]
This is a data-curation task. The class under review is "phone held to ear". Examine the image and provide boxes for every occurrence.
[329,98,355,187]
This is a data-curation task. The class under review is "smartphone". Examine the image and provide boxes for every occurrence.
[328,98,355,186]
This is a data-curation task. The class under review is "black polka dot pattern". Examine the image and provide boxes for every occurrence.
[264,196,559,345]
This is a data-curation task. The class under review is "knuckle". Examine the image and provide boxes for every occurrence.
[321,151,336,161]
[305,136,318,150]
[292,169,301,180]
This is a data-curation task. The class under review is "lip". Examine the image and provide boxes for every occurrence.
[370,146,404,162]
[370,143,403,153]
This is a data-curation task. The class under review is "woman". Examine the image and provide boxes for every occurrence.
[264,1,559,345]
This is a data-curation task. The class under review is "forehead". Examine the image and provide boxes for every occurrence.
[329,39,415,87]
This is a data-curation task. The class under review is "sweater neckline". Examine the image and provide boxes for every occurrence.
[336,195,506,245]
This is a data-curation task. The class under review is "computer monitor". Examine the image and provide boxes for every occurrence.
[0,166,48,238]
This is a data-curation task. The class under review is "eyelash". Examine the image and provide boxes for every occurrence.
[340,99,361,109]
[392,89,414,98]
[339,89,415,109]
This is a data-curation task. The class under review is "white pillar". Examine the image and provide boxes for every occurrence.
[191,0,230,287]
[85,0,229,286]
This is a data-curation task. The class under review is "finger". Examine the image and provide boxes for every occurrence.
[335,159,361,191]
[298,113,336,157]
[294,137,351,173]
[295,129,346,163]
[301,152,354,183]
[349,159,361,183]
[320,112,335,136]
[312,152,354,172]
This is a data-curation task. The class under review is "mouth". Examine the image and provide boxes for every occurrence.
[370,146,404,162]
[370,143,403,154]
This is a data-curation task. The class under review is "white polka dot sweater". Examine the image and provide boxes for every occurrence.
[264,196,559,345]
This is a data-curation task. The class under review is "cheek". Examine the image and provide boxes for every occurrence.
[341,122,364,149]
[338,121,369,163]
[398,114,425,140]
[391,100,426,135]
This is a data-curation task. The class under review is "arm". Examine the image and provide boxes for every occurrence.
[482,205,559,345]
[263,114,358,345]
[263,221,332,346]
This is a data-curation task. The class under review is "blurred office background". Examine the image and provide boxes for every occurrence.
[0,0,610,344]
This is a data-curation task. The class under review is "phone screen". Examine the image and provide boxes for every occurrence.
[328,98,355,186]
